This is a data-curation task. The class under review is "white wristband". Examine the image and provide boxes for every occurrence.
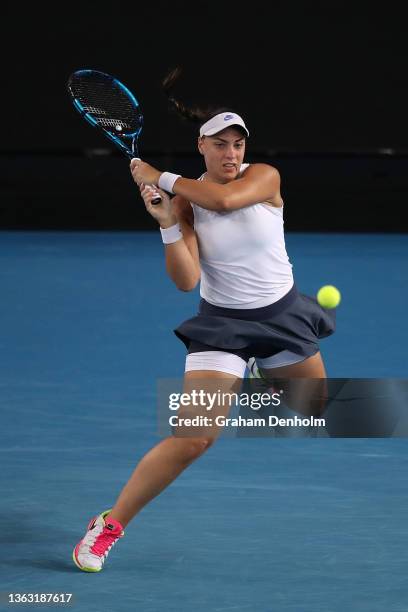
[158,172,181,194]
[160,222,182,244]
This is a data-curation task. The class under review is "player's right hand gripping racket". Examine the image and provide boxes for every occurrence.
[67,69,162,204]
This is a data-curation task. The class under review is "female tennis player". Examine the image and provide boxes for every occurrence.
[73,69,336,572]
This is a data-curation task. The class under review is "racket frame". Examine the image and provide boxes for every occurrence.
[68,69,162,204]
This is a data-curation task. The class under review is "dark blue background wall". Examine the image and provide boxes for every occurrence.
[1,0,406,230]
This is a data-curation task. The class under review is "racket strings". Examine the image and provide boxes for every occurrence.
[70,75,140,135]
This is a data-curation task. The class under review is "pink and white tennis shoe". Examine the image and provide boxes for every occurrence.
[73,509,124,572]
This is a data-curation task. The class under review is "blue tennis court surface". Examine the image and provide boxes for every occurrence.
[1,231,407,612]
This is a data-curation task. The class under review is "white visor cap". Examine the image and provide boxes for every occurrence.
[199,112,249,138]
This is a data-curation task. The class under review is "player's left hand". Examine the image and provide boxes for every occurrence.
[130,159,161,187]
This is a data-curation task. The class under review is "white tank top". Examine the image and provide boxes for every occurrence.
[191,163,294,309]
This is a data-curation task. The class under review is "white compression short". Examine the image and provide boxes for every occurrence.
[185,350,307,378]
[185,351,247,378]
[256,350,307,369]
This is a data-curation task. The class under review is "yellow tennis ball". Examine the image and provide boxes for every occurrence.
[317,285,341,308]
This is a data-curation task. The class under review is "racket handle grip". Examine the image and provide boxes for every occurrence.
[144,184,162,205]
[151,190,162,205]
[132,157,162,205]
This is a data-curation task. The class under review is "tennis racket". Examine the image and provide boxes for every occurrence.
[67,69,162,205]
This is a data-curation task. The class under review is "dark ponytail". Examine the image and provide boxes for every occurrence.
[162,66,235,127]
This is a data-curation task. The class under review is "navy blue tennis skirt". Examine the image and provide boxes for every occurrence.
[174,284,336,362]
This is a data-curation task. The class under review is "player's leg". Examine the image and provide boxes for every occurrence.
[257,351,328,418]
[73,350,245,572]
[107,367,242,528]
